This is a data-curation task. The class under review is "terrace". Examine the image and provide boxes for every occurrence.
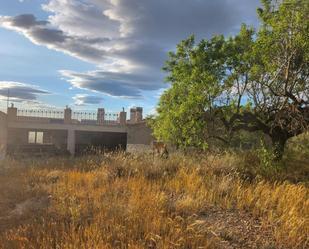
[3,106,124,126]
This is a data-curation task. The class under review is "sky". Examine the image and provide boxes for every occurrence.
[0,0,261,115]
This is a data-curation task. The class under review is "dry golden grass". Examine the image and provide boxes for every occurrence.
[0,152,308,249]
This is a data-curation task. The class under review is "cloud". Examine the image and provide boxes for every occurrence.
[8,14,48,28]
[42,0,119,39]
[73,94,103,106]
[103,0,260,42]
[0,0,261,98]
[61,69,164,98]
[0,81,50,102]
[0,14,108,63]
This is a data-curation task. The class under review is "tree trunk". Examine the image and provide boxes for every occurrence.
[271,134,288,160]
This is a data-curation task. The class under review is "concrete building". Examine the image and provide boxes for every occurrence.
[0,105,153,158]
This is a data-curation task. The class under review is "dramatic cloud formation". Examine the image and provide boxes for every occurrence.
[0,81,50,102]
[73,94,103,106]
[61,69,162,98]
[0,14,107,63]
[0,0,261,98]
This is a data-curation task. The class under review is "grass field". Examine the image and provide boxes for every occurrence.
[0,152,308,249]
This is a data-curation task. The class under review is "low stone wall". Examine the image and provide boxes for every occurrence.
[127,144,152,154]
[0,112,7,159]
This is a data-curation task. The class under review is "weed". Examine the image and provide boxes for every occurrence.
[0,152,308,249]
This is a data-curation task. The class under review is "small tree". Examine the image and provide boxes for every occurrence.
[154,0,309,159]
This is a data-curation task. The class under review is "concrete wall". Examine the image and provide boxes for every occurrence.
[126,122,154,145]
[8,128,29,145]
[8,121,126,133]
[7,128,68,156]
[0,112,7,159]
[5,117,154,156]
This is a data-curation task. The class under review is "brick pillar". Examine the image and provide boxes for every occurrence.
[119,108,127,125]
[130,108,137,123]
[97,108,105,124]
[135,107,143,122]
[7,104,17,122]
[130,107,143,123]
[64,106,72,124]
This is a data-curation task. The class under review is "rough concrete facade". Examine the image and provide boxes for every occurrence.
[0,106,153,158]
[7,128,68,154]
[126,122,154,145]
[0,112,7,159]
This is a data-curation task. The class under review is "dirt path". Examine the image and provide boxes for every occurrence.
[1,200,277,249]
[195,208,276,249]
[0,167,50,233]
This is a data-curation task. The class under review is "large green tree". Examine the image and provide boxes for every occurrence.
[153,0,309,158]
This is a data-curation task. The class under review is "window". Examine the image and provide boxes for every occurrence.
[28,131,36,144]
[28,131,44,144]
[36,132,44,144]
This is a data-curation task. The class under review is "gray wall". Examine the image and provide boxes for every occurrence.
[126,122,154,145]
[0,112,7,159]
[6,128,68,155]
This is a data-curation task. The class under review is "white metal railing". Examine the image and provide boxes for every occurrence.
[72,111,119,121]
[14,109,120,125]
[17,109,64,119]
[73,111,119,125]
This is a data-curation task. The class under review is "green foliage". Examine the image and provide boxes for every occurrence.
[285,132,309,160]
[237,140,279,179]
[151,35,227,149]
[154,0,309,158]
[256,140,282,174]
